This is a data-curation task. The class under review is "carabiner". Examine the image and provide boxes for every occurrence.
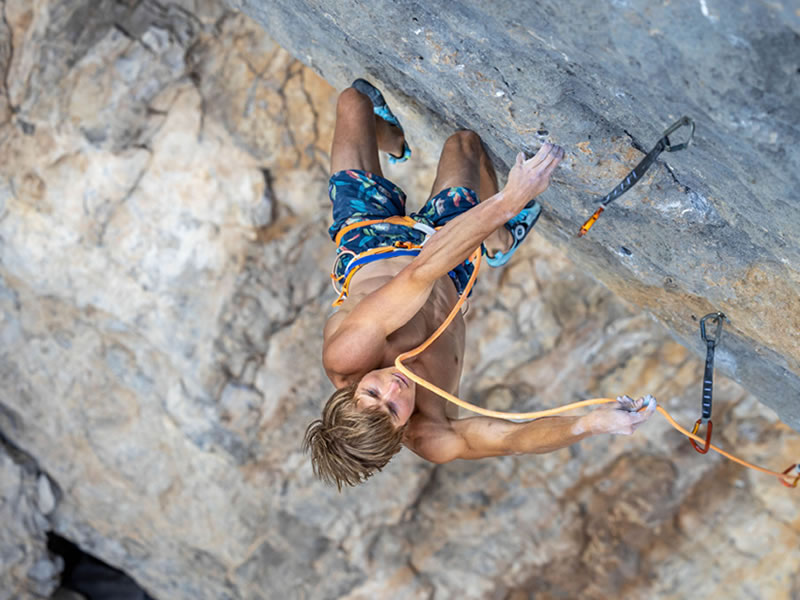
[662,116,695,153]
[577,206,604,237]
[690,418,713,454]
[781,464,800,488]
[700,312,726,345]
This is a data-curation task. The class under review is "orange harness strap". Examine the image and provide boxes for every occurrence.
[330,244,421,307]
[331,216,436,307]
[394,248,799,487]
[333,215,419,246]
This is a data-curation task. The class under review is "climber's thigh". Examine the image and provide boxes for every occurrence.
[427,130,483,200]
[330,88,382,176]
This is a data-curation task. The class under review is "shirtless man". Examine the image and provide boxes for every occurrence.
[305,81,656,489]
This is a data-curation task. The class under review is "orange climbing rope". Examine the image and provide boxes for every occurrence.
[394,248,799,487]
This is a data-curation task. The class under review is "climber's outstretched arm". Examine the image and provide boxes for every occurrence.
[406,396,656,463]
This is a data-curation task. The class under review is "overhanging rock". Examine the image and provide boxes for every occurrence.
[231,0,800,430]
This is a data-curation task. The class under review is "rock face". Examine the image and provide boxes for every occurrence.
[0,442,61,599]
[1,1,799,599]
[230,0,800,429]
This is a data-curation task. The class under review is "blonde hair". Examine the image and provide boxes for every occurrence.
[304,383,406,490]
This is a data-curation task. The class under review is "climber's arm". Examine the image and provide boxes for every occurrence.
[407,396,656,463]
[409,144,564,285]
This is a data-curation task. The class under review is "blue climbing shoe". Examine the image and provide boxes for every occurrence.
[485,201,542,267]
[351,78,412,164]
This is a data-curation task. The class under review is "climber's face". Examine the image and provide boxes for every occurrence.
[354,366,416,427]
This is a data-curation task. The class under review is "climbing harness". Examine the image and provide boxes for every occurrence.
[392,249,798,487]
[578,116,695,237]
[331,245,422,306]
[330,216,437,306]
[690,312,726,453]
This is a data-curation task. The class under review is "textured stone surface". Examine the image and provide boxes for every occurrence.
[230,0,800,430]
[0,442,61,599]
[1,1,799,599]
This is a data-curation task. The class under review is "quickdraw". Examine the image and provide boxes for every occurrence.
[578,116,695,237]
[690,312,726,453]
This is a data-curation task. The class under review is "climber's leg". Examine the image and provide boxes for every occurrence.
[329,87,406,177]
[425,130,511,255]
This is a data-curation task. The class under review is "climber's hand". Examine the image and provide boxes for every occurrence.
[503,143,565,210]
[586,395,657,435]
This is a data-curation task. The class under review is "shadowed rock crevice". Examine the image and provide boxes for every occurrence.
[48,534,156,600]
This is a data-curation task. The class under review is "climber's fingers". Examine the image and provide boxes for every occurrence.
[527,143,564,172]
[537,146,565,178]
[525,142,555,168]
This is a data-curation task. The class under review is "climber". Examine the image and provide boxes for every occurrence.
[305,80,657,489]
